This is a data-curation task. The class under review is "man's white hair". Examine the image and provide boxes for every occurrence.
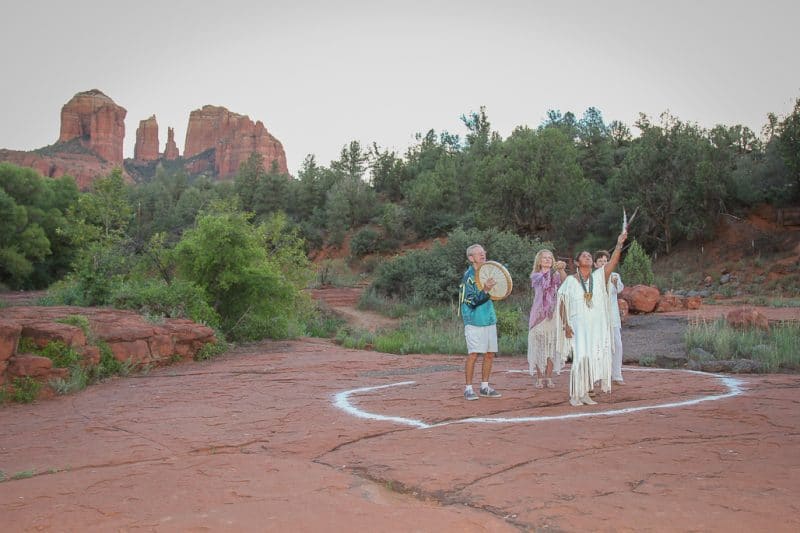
[466,244,484,260]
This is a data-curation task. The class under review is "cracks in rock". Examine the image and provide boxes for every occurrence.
[328,464,531,531]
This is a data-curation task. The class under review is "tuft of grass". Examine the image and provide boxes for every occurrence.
[11,377,42,403]
[50,365,89,395]
[685,318,800,371]
[55,315,91,337]
[11,470,36,480]
[303,303,346,338]
[194,340,227,361]
[638,354,657,367]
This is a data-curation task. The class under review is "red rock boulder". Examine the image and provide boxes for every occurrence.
[620,285,661,313]
[0,319,22,363]
[726,306,770,332]
[7,354,53,378]
[655,293,683,313]
[686,296,701,310]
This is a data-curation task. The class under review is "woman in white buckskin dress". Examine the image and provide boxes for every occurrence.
[556,230,627,407]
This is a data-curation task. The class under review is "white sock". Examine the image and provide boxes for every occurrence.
[481,381,489,390]
[465,384,473,392]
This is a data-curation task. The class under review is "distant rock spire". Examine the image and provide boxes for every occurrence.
[134,115,159,161]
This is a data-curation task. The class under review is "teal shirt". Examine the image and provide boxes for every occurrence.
[460,265,497,326]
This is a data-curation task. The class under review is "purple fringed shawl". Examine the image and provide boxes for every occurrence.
[529,270,562,328]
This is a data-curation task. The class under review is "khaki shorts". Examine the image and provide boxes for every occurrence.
[465,324,498,354]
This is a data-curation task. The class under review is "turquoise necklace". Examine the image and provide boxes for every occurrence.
[577,269,594,307]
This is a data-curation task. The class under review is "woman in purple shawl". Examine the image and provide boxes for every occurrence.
[527,249,567,388]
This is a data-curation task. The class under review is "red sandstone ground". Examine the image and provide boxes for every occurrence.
[2,298,799,531]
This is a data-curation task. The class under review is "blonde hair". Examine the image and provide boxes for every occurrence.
[531,249,554,276]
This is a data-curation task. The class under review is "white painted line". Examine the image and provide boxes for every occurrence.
[332,369,745,430]
[333,381,431,429]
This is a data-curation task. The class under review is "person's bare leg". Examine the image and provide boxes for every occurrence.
[481,352,494,382]
[465,353,478,385]
[545,358,555,388]
[534,365,544,388]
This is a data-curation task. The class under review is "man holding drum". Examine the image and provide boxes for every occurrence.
[459,244,502,400]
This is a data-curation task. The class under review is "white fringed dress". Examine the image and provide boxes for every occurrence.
[556,269,613,401]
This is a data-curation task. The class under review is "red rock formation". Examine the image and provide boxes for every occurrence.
[184,105,288,177]
[0,319,21,364]
[0,89,130,189]
[620,285,661,313]
[7,354,53,378]
[59,89,126,165]
[134,115,159,161]
[0,305,217,399]
[164,127,179,160]
[0,148,124,190]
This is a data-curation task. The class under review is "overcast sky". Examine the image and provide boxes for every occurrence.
[1,0,798,176]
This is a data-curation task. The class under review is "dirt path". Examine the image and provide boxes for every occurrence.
[310,287,398,332]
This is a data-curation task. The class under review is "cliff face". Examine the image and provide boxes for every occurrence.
[59,89,126,165]
[0,147,121,190]
[134,115,159,161]
[184,105,288,177]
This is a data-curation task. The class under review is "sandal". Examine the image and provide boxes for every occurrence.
[534,378,544,389]
[545,378,555,388]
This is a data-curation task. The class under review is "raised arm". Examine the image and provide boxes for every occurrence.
[555,260,567,282]
[604,230,628,284]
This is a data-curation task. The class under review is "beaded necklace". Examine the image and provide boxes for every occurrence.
[576,268,593,307]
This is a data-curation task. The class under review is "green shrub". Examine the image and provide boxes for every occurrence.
[38,341,81,368]
[17,337,37,353]
[88,341,128,381]
[174,210,313,341]
[496,307,525,337]
[109,279,220,328]
[350,227,381,258]
[11,377,42,403]
[620,239,655,286]
[61,240,133,306]
[370,226,547,305]
[638,354,656,367]
[194,340,227,361]
[18,338,81,368]
[302,304,346,338]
